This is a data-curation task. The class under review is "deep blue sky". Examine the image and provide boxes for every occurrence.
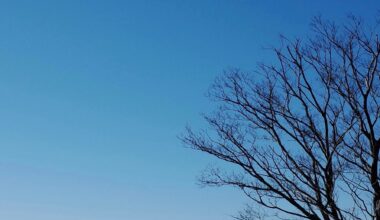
[0,1,378,219]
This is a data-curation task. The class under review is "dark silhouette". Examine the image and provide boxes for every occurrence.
[182,16,380,220]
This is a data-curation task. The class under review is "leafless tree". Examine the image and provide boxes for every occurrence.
[182,16,380,220]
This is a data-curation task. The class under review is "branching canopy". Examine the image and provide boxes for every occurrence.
[182,16,380,220]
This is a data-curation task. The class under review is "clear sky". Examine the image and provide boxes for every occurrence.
[0,1,378,220]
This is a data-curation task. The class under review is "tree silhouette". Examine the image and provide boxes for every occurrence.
[182,16,380,220]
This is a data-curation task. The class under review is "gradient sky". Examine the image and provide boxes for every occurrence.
[0,1,379,220]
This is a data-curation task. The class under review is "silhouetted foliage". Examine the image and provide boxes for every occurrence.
[182,16,380,220]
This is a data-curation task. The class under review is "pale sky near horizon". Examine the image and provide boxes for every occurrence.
[0,1,379,219]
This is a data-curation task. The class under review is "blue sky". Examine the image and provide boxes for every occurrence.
[0,1,378,219]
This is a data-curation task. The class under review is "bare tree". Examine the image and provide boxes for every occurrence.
[182,16,380,220]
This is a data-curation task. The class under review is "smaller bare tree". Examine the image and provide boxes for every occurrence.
[233,205,270,220]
